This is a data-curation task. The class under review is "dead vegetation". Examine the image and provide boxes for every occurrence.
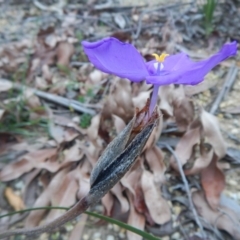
[0,0,240,240]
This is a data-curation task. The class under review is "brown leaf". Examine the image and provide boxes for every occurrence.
[132,91,151,110]
[112,114,126,134]
[0,148,58,181]
[184,143,214,175]
[56,41,74,66]
[25,168,68,227]
[141,170,171,225]
[184,75,217,96]
[46,169,78,223]
[200,154,225,210]
[4,187,25,211]
[200,110,226,158]
[75,161,91,200]
[173,97,194,131]
[49,122,65,144]
[193,190,240,240]
[127,192,145,240]
[145,146,166,184]
[101,192,114,216]
[158,85,174,117]
[121,164,142,196]
[110,183,129,213]
[170,127,201,171]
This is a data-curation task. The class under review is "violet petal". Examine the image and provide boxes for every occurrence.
[146,41,237,85]
[82,37,149,82]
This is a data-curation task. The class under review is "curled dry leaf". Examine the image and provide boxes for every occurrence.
[170,127,201,171]
[102,192,114,216]
[56,41,74,66]
[145,146,166,184]
[126,191,145,240]
[132,91,151,110]
[121,165,142,196]
[193,190,240,240]
[141,170,171,225]
[200,154,225,210]
[158,85,174,117]
[49,122,65,144]
[75,161,91,200]
[89,69,104,84]
[105,78,134,121]
[184,143,214,175]
[110,183,129,213]
[87,113,100,134]
[0,148,57,181]
[200,109,226,158]
[25,168,68,228]
[4,187,25,211]
[46,169,78,223]
[112,114,126,134]
[173,97,194,131]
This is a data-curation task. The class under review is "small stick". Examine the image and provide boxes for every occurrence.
[210,66,238,115]
[0,79,96,116]
[158,143,206,238]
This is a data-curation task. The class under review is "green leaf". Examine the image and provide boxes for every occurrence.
[0,206,161,240]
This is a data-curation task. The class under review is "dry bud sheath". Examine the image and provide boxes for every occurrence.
[0,107,158,239]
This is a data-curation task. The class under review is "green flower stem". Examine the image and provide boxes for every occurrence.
[0,206,160,240]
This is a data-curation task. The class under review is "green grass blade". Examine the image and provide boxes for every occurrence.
[0,206,161,240]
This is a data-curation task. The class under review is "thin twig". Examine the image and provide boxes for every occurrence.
[0,79,97,116]
[158,143,206,238]
[210,65,238,115]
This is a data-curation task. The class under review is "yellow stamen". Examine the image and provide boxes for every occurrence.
[152,53,169,62]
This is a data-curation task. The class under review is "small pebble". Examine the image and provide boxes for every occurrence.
[119,232,125,239]
[113,224,120,232]
[172,232,181,239]
[107,224,113,230]
[106,235,115,240]
[93,232,101,238]
[82,234,89,240]
[161,236,170,240]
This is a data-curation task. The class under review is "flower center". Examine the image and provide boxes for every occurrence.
[152,53,169,62]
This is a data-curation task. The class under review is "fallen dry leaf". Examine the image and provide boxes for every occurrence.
[193,190,240,240]
[141,170,171,225]
[56,41,74,67]
[110,183,129,213]
[25,168,68,228]
[200,109,226,159]
[46,169,78,223]
[4,187,25,211]
[170,127,201,170]
[200,154,225,210]
[102,192,114,216]
[127,191,145,240]
[0,148,58,181]
[145,146,166,184]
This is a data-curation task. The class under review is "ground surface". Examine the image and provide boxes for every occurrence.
[1,0,240,240]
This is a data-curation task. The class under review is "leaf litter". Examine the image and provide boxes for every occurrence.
[0,1,240,240]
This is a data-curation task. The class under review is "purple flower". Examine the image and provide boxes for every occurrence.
[82,37,237,113]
